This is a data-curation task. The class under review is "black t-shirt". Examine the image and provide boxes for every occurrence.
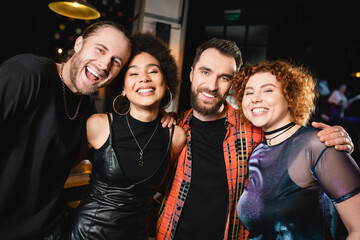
[174,116,228,240]
[0,54,94,239]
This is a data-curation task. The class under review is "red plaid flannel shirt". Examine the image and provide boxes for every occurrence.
[156,102,263,240]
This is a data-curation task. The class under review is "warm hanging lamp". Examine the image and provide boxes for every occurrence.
[49,0,101,20]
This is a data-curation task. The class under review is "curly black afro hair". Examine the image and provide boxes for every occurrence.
[108,32,179,111]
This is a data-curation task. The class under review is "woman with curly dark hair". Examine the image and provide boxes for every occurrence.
[232,60,360,239]
[66,32,186,240]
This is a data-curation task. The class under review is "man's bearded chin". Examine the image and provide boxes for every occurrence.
[69,56,103,95]
[190,89,226,116]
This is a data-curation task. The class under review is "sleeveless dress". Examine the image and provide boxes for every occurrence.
[67,113,174,240]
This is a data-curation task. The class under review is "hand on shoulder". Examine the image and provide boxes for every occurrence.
[312,121,353,153]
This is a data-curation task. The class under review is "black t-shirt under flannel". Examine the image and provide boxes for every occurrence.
[174,116,228,240]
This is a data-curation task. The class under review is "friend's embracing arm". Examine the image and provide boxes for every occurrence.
[312,122,354,153]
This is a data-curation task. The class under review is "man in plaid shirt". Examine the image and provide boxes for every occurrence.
[156,38,354,240]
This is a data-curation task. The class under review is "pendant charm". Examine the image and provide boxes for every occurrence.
[139,151,144,166]
[126,114,159,168]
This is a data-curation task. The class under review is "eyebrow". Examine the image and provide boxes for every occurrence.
[128,63,160,69]
[198,66,211,72]
[198,66,234,78]
[245,83,277,90]
[95,43,123,62]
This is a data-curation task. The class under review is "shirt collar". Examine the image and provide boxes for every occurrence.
[182,101,237,129]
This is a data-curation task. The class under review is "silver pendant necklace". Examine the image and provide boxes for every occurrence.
[59,63,83,120]
[125,114,159,166]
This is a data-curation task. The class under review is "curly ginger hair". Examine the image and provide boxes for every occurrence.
[232,60,318,125]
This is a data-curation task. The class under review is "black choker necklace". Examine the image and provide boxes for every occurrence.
[265,122,296,145]
[264,122,295,135]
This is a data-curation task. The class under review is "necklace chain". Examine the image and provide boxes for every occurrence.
[265,122,296,145]
[60,63,83,120]
[125,114,159,166]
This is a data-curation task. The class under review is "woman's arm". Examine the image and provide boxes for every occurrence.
[86,113,111,149]
[169,125,186,161]
[313,140,360,239]
[335,193,360,239]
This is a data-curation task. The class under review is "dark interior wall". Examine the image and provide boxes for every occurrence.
[177,0,360,113]
[1,0,360,109]
[1,0,51,64]
[1,0,134,65]
[178,1,290,112]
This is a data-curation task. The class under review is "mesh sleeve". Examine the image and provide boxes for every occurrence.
[313,147,360,203]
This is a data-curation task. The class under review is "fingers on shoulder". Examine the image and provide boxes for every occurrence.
[311,121,328,129]
[319,125,347,138]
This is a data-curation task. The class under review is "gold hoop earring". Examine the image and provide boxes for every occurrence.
[161,87,173,109]
[113,94,130,115]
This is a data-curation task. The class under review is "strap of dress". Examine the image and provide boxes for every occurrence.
[165,126,175,156]
[106,112,113,145]
[170,126,175,143]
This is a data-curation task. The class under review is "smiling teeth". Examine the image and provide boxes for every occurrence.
[202,92,214,98]
[137,88,154,93]
[86,67,100,78]
[253,108,267,113]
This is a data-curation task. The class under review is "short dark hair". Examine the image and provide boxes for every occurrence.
[192,38,242,73]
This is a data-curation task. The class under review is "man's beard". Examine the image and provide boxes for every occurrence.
[189,88,226,116]
[69,54,103,95]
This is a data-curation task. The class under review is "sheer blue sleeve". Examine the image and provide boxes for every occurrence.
[311,144,360,203]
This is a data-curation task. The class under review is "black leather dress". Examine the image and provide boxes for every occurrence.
[66,113,174,240]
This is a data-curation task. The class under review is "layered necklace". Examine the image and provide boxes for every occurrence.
[264,122,296,145]
[59,63,83,120]
[125,114,159,166]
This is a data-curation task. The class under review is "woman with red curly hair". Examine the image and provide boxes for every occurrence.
[232,60,360,239]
